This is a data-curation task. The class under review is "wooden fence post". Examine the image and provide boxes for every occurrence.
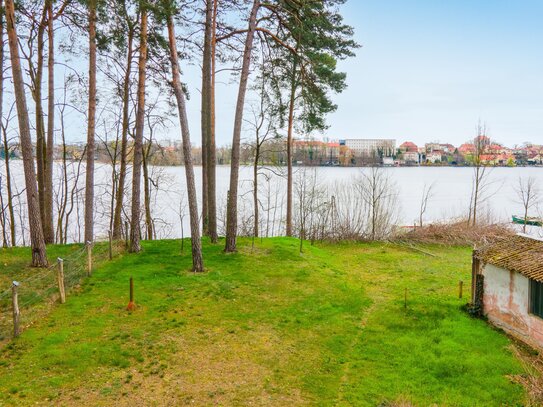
[126,277,136,311]
[404,288,407,310]
[57,258,66,304]
[108,230,113,260]
[471,248,480,304]
[12,281,20,338]
[124,221,129,250]
[459,280,463,299]
[86,241,92,277]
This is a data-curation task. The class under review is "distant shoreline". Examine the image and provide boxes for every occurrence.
[8,159,540,169]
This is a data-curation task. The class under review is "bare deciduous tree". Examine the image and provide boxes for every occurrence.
[515,177,540,233]
[468,123,496,227]
[246,85,275,240]
[419,182,435,227]
[1,116,17,247]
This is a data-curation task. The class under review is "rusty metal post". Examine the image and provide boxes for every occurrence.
[126,277,136,311]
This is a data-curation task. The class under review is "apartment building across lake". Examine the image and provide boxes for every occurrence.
[339,138,396,157]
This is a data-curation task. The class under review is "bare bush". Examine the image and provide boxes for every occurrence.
[291,167,400,244]
[324,181,367,240]
[294,167,327,252]
[509,344,543,406]
[356,167,399,240]
[395,220,514,246]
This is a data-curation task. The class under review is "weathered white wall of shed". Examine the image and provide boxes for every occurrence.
[483,263,543,349]
[483,264,512,310]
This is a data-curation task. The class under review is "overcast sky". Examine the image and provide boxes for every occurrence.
[62,0,543,148]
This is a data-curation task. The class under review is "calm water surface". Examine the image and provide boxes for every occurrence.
[3,162,543,243]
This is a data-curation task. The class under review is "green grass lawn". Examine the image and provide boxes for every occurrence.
[0,238,528,405]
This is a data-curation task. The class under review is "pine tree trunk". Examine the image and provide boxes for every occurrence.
[43,0,55,243]
[286,60,297,237]
[224,0,260,252]
[130,6,148,253]
[201,0,213,236]
[84,0,97,245]
[166,13,204,272]
[35,13,47,236]
[253,143,259,238]
[0,0,14,247]
[207,0,218,243]
[6,0,47,266]
[142,142,153,240]
[0,8,14,247]
[112,28,134,239]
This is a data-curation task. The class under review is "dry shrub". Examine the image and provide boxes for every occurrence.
[509,344,543,406]
[393,220,515,246]
[377,397,418,407]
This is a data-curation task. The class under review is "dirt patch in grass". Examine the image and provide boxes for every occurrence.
[54,326,306,406]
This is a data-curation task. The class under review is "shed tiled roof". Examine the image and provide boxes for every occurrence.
[475,235,543,282]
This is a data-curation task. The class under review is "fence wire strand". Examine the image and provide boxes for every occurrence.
[0,239,125,342]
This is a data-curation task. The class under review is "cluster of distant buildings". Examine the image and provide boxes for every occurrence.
[292,136,543,167]
[2,136,542,168]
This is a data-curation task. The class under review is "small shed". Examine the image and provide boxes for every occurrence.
[472,235,543,349]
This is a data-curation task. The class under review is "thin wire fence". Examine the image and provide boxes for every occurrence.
[0,238,125,343]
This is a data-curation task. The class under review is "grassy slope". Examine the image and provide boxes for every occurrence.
[0,238,525,406]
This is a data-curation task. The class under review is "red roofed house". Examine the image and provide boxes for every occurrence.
[472,235,543,349]
[399,141,418,152]
[487,144,506,154]
[458,143,475,155]
[399,141,420,164]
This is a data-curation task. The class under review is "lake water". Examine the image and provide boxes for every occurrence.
[2,161,543,244]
